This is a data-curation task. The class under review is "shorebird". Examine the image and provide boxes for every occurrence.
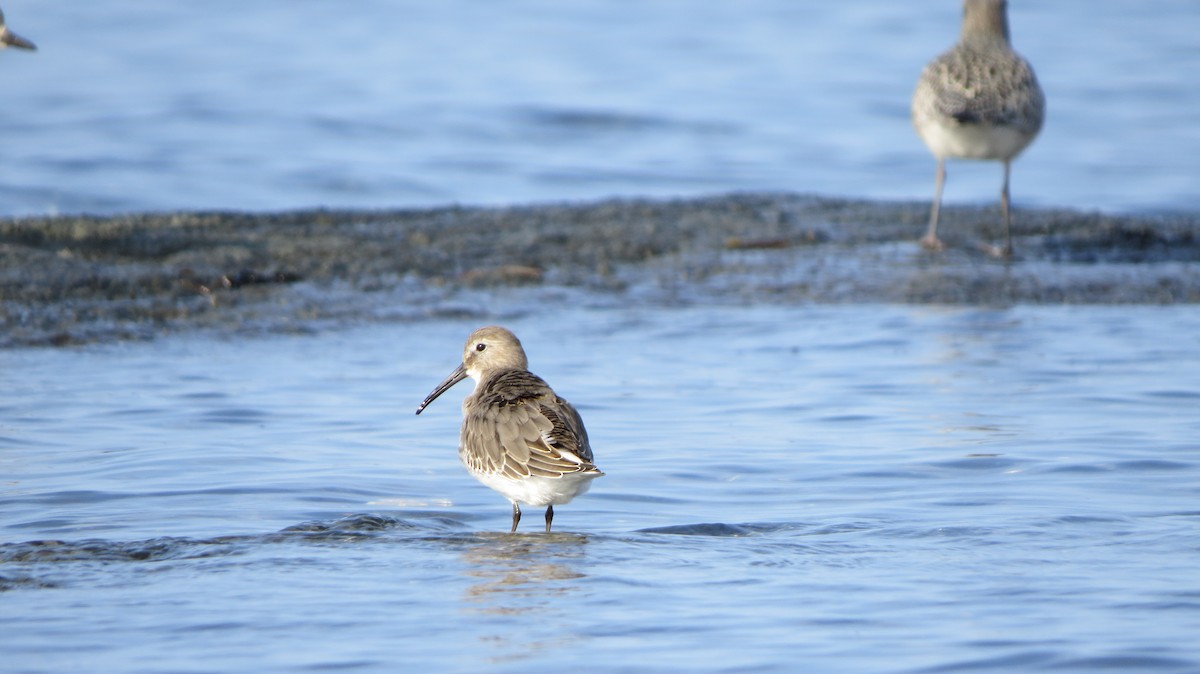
[912,0,1044,256]
[0,7,35,51]
[415,326,603,533]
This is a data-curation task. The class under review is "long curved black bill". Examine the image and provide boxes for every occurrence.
[1,28,36,51]
[415,363,467,415]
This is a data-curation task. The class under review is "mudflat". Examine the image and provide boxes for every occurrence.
[2,193,1197,347]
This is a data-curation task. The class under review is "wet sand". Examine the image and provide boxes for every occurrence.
[2,193,1198,347]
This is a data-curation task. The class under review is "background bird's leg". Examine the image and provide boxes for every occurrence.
[921,158,947,250]
[999,160,1013,257]
[511,502,521,533]
[544,505,554,533]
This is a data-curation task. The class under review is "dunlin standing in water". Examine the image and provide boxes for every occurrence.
[912,0,1044,256]
[416,326,603,533]
[0,7,36,51]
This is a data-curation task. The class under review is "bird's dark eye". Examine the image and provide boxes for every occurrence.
[475,343,486,352]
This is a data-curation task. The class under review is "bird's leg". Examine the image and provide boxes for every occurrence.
[976,161,1015,258]
[511,502,521,533]
[544,505,554,533]
[996,160,1014,258]
[921,158,947,251]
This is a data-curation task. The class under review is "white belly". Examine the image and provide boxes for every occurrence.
[470,469,600,507]
[915,118,1036,162]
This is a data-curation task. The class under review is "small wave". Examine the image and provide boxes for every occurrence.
[277,513,417,539]
[197,407,270,424]
[928,454,1029,472]
[1047,655,1199,672]
[0,573,58,591]
[636,521,811,537]
[923,648,1191,672]
[916,649,1059,672]
[1114,459,1194,472]
[0,536,235,565]
[0,513,434,587]
[638,522,754,537]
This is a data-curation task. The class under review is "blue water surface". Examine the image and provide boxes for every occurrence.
[3,2,1199,670]
[2,304,1199,672]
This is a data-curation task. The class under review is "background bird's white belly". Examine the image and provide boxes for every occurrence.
[916,120,1033,162]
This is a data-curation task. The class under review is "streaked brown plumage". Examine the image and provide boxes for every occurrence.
[416,326,602,533]
[912,0,1044,256]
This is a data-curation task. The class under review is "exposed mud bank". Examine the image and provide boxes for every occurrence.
[2,193,1197,347]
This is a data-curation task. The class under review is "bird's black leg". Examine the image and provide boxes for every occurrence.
[544,505,554,533]
[511,502,521,533]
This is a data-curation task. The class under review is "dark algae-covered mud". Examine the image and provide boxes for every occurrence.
[2,193,1198,347]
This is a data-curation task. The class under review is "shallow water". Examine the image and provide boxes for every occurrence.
[3,304,1199,672]
[2,0,1198,216]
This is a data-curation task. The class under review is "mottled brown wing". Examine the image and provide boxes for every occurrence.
[917,47,1044,134]
[460,369,599,480]
[540,396,594,464]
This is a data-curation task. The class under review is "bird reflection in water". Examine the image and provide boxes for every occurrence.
[458,532,593,662]
[461,532,590,612]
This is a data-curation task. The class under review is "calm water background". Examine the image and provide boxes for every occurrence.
[3,1,1200,672]
[3,304,1200,672]
[0,0,1198,216]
